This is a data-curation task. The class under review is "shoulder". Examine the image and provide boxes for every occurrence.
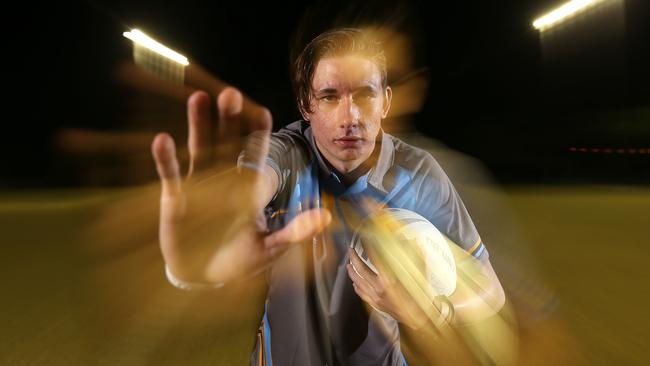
[269,120,311,154]
[272,120,310,140]
[386,133,447,181]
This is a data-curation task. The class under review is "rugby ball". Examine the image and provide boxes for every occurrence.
[350,208,457,296]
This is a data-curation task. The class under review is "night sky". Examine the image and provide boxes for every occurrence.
[7,0,649,187]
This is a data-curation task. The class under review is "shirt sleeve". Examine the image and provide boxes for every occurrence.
[415,154,489,262]
[237,129,310,204]
[237,126,313,235]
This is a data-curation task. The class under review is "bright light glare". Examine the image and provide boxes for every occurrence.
[123,29,189,66]
[533,0,606,31]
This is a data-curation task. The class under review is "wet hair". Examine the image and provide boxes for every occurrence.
[293,28,387,116]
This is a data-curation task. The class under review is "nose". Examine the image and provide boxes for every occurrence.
[338,96,361,129]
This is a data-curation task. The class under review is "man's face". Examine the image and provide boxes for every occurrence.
[305,55,392,173]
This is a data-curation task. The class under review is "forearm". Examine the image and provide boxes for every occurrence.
[399,321,478,366]
[398,260,506,364]
[448,259,506,324]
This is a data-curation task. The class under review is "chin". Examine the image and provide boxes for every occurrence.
[337,149,364,161]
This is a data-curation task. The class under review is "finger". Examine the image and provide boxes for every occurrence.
[349,248,380,284]
[352,283,374,304]
[348,254,381,297]
[152,133,182,197]
[216,87,244,154]
[347,263,372,290]
[264,208,331,257]
[243,99,273,133]
[240,106,272,173]
[187,91,213,175]
[363,238,398,285]
[349,266,378,304]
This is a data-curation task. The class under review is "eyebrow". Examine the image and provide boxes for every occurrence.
[314,85,378,96]
[314,88,339,95]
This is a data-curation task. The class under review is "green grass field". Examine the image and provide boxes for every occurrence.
[1,185,648,365]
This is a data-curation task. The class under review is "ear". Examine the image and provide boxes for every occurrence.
[299,98,313,122]
[381,86,392,119]
[300,107,310,122]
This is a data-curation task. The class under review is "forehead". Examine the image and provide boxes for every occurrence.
[312,55,382,91]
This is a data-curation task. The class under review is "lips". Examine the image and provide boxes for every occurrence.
[334,136,364,147]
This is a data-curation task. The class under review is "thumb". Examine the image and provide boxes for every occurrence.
[264,208,331,256]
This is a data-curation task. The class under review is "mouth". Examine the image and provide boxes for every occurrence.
[334,136,364,147]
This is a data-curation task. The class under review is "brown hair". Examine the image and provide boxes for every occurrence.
[293,28,388,117]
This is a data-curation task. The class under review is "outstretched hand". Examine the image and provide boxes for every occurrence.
[152,88,330,286]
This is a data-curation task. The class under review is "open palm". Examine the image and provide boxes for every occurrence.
[152,88,330,287]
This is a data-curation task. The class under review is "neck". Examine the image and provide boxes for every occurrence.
[335,159,373,186]
[318,141,380,187]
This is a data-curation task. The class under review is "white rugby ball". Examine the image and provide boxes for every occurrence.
[350,208,457,297]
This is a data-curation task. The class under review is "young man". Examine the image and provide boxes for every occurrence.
[152,28,505,365]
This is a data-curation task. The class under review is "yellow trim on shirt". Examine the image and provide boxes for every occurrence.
[468,237,482,255]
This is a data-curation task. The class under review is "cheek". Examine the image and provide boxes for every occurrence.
[365,110,383,132]
[368,126,381,144]
[310,119,333,141]
[371,102,386,117]
[360,102,385,122]
[316,108,338,123]
[309,112,336,132]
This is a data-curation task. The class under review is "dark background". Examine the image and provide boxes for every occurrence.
[2,3,649,365]
[6,0,649,188]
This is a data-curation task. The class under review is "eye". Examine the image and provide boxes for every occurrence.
[356,91,377,101]
[320,95,339,102]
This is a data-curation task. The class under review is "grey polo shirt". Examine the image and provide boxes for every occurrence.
[251,120,488,366]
